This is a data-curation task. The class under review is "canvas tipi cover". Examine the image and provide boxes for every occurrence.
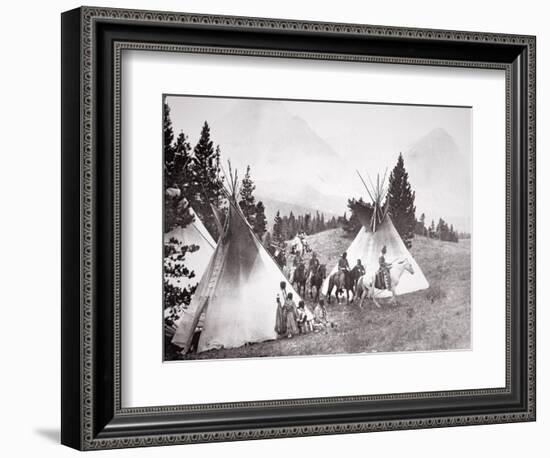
[164,208,216,318]
[323,215,429,298]
[164,207,216,290]
[322,173,429,298]
[172,202,300,353]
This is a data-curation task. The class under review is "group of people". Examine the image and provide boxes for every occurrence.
[275,281,331,339]
[337,245,393,290]
[274,244,394,340]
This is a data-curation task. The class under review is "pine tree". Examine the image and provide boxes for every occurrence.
[449,224,458,242]
[238,165,257,227]
[273,211,283,243]
[313,211,321,233]
[304,213,312,234]
[263,231,272,251]
[163,201,199,313]
[423,214,428,236]
[171,131,192,191]
[163,235,199,311]
[163,103,175,184]
[253,201,267,237]
[281,215,289,240]
[387,153,416,247]
[415,212,427,236]
[288,212,297,238]
[344,197,372,235]
[189,122,225,239]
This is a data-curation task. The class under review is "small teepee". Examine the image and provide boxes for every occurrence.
[164,206,217,327]
[172,166,300,353]
[323,170,429,298]
[164,207,216,292]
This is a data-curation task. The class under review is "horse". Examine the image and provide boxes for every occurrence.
[350,265,365,293]
[355,258,415,308]
[293,261,308,297]
[282,264,294,283]
[289,236,304,257]
[326,269,355,304]
[273,246,287,269]
[309,264,327,302]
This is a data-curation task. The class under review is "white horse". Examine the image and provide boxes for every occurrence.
[282,264,295,283]
[355,258,415,308]
[289,236,305,257]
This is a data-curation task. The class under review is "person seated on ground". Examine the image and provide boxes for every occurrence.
[297,300,314,333]
[313,299,329,331]
[282,292,299,338]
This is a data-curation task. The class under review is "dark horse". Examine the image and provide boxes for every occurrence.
[275,250,286,269]
[326,269,355,304]
[309,264,327,302]
[293,261,307,297]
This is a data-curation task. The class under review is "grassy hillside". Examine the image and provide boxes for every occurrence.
[178,228,471,360]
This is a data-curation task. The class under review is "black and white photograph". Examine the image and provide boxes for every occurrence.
[163,95,472,361]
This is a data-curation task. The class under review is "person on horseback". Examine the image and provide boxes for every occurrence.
[378,245,392,289]
[306,251,320,285]
[338,252,350,272]
[352,259,366,278]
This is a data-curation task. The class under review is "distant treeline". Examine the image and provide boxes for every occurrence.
[266,211,339,246]
[415,214,466,242]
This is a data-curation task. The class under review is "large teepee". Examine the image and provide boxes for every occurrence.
[323,171,429,298]
[172,168,300,353]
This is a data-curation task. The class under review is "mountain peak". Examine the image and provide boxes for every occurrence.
[408,128,458,159]
[403,128,470,232]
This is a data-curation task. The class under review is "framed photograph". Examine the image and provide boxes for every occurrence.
[61,6,536,450]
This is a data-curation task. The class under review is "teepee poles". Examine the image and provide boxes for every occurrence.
[356,170,375,203]
[356,168,390,232]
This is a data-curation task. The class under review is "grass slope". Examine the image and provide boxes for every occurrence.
[179,228,471,360]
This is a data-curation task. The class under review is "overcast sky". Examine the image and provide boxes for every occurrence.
[166,95,471,161]
[165,95,472,231]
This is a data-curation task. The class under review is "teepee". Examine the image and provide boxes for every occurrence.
[164,206,217,320]
[172,167,300,353]
[323,171,429,298]
[164,207,216,293]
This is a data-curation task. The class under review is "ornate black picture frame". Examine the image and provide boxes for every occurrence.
[61,6,536,450]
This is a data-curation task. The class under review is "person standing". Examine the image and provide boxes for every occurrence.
[275,281,288,336]
[282,292,299,338]
[306,251,320,287]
